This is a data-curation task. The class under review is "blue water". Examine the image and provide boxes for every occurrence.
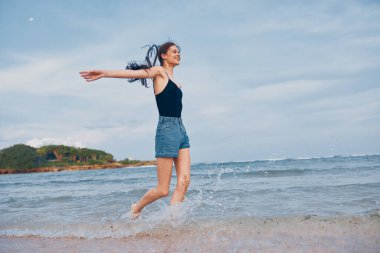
[0,154,379,239]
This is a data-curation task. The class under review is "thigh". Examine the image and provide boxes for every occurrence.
[173,148,191,178]
[156,157,174,189]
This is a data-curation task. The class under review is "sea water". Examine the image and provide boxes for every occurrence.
[1,155,379,252]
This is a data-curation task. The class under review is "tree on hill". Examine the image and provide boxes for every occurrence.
[119,158,142,165]
[36,145,114,163]
[0,144,42,170]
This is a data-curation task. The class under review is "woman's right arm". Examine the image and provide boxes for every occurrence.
[79,66,163,82]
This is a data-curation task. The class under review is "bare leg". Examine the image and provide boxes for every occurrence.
[170,148,191,205]
[131,157,173,218]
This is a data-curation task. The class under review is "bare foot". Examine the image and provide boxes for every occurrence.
[130,203,141,219]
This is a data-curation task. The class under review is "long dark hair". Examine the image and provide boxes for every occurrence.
[125,41,181,88]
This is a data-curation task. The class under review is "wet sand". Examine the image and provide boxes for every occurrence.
[1,215,379,253]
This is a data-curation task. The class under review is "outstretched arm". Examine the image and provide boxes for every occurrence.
[79,66,163,82]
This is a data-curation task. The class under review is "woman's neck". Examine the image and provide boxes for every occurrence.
[163,64,174,76]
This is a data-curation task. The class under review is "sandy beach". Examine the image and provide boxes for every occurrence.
[1,215,379,253]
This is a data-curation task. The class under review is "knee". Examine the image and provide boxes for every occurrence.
[157,187,169,197]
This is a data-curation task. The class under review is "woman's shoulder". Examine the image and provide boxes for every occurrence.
[151,66,165,74]
[151,66,166,80]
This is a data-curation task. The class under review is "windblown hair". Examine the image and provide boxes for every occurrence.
[125,41,181,88]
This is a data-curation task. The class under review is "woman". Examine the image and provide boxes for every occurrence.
[79,41,191,218]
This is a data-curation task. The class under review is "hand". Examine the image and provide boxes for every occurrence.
[79,70,106,82]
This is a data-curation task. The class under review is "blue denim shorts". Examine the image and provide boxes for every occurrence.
[155,116,190,158]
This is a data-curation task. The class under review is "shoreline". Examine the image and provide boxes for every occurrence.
[0,161,156,175]
[1,215,379,252]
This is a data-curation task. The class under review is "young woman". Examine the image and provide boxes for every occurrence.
[79,42,191,218]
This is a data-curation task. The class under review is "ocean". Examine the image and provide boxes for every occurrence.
[1,155,379,252]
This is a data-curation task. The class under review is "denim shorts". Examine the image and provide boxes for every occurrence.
[155,116,190,158]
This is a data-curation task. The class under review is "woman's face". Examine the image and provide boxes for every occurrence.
[163,45,181,66]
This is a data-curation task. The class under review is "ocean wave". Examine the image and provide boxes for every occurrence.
[198,154,380,166]
[199,165,379,179]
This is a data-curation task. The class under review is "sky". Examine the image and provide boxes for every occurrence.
[0,0,379,163]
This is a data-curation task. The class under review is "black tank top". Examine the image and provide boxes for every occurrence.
[154,71,183,118]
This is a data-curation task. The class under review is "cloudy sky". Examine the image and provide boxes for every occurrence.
[1,0,379,163]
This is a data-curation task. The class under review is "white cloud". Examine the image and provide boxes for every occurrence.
[240,79,341,103]
[348,36,380,45]
[301,87,380,124]
[0,55,76,95]
[26,137,84,148]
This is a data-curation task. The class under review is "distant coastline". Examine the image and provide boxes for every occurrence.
[0,143,156,174]
[0,160,156,174]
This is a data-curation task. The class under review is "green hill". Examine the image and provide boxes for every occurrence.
[0,144,40,171]
[0,144,115,171]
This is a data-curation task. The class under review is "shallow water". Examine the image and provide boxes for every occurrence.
[1,155,380,252]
